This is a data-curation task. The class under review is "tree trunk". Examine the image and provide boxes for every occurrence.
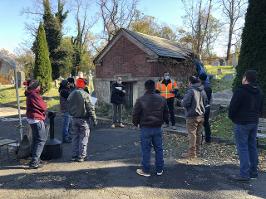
[226,23,234,64]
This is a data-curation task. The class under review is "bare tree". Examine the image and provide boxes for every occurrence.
[98,0,138,42]
[221,0,247,63]
[180,0,213,57]
[71,0,98,75]
[203,15,222,58]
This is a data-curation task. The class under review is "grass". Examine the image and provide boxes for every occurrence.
[204,64,235,93]
[211,111,234,141]
[211,110,266,144]
[205,65,235,80]
[211,78,233,93]
[0,85,60,111]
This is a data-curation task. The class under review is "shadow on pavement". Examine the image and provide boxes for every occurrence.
[0,163,265,199]
[0,163,249,189]
[1,123,266,198]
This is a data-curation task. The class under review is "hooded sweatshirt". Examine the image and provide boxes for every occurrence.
[181,83,208,118]
[25,88,47,121]
[229,84,263,124]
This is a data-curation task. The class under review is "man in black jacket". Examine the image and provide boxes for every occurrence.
[133,80,169,177]
[199,73,212,143]
[59,80,72,143]
[229,70,263,181]
[111,77,126,128]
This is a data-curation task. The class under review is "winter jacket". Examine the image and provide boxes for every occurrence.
[181,83,208,118]
[229,84,263,124]
[59,87,71,113]
[25,88,47,121]
[110,82,126,104]
[203,82,212,106]
[132,91,169,128]
[67,89,96,122]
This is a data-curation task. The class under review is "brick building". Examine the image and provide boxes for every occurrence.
[93,28,196,107]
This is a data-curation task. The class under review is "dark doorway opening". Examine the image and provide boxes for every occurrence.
[110,81,133,108]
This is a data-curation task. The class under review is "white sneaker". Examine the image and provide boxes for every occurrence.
[136,169,151,177]
[119,123,125,128]
[156,170,164,176]
[111,124,116,128]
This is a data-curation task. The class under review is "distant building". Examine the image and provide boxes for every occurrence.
[0,59,14,84]
[93,28,196,107]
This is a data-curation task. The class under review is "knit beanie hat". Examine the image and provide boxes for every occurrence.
[76,78,86,89]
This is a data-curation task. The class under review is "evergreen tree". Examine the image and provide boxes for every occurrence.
[34,23,52,94]
[233,0,266,109]
[43,0,68,80]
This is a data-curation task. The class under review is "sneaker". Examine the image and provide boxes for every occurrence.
[136,169,151,177]
[71,156,78,161]
[111,124,116,128]
[229,174,250,182]
[119,123,125,128]
[29,163,43,169]
[76,158,84,162]
[76,157,87,162]
[156,170,164,176]
[250,174,258,179]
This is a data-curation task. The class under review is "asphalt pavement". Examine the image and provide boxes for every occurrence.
[0,116,266,199]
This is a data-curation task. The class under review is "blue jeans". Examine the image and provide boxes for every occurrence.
[30,121,47,165]
[140,128,164,173]
[234,123,258,178]
[62,112,72,140]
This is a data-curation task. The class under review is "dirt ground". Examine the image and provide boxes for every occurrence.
[1,118,266,199]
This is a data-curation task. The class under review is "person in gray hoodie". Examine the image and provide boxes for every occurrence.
[181,76,208,158]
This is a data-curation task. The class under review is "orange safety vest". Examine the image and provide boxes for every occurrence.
[156,80,177,99]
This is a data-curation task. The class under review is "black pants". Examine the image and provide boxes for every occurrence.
[166,98,175,126]
[204,106,211,142]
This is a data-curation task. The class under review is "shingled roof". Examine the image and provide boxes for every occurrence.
[94,28,192,63]
[123,29,192,59]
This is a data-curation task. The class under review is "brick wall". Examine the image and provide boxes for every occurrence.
[96,36,153,78]
[95,35,195,81]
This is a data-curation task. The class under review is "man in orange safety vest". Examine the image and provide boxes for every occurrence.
[156,72,179,129]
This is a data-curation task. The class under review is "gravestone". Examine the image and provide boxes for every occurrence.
[217,69,222,75]
[222,74,234,80]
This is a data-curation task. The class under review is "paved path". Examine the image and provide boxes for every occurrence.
[0,118,266,199]
[212,89,233,107]
[0,106,25,118]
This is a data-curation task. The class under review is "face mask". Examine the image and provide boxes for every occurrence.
[164,76,170,80]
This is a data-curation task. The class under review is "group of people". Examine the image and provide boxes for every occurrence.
[24,77,96,168]
[132,72,212,177]
[24,69,263,182]
[132,70,263,182]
